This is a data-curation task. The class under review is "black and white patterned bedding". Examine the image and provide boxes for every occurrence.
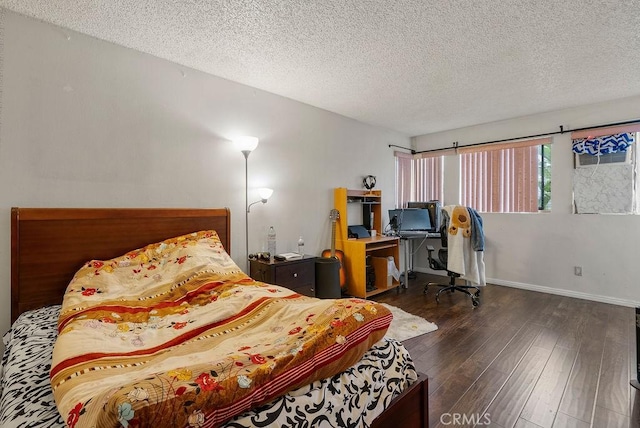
[1,306,417,428]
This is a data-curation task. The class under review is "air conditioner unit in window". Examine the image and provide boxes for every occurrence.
[575,149,633,167]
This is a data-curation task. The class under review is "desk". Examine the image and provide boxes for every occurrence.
[398,232,441,287]
[340,235,400,298]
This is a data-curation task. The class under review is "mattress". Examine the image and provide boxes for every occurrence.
[1,305,417,428]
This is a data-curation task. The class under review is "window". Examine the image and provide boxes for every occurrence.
[394,152,443,208]
[460,138,552,213]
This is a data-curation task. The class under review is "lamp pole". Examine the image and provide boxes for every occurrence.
[234,135,259,272]
[242,149,251,272]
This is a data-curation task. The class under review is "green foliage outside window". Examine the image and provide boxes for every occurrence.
[539,144,551,210]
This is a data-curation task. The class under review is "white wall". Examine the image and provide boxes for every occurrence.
[413,95,640,308]
[0,10,409,352]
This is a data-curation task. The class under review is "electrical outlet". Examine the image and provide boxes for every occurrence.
[574,266,582,276]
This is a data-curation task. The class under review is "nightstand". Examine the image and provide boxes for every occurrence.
[249,255,316,297]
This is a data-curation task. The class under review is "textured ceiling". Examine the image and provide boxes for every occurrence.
[3,0,640,136]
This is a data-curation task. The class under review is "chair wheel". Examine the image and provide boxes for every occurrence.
[423,286,428,294]
[474,291,480,298]
[472,298,479,308]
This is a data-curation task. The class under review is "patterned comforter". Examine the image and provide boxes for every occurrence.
[1,305,416,428]
[49,231,392,428]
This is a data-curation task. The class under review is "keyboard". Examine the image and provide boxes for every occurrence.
[399,230,441,238]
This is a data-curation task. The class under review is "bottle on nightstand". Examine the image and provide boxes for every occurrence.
[267,226,276,263]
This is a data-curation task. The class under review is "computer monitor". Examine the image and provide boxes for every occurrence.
[388,208,432,232]
[407,201,441,231]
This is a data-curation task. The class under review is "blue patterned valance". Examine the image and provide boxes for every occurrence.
[572,132,635,155]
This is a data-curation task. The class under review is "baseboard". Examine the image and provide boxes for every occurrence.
[413,268,640,307]
[487,278,640,308]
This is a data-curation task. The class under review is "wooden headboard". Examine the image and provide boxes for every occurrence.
[10,207,231,323]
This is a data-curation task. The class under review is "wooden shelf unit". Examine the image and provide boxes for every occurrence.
[334,188,400,298]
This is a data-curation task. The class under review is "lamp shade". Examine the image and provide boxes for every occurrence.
[258,188,274,200]
[234,136,259,152]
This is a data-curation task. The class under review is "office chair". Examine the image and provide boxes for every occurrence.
[424,222,480,307]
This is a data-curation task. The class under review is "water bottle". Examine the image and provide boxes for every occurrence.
[267,226,276,263]
[297,236,305,255]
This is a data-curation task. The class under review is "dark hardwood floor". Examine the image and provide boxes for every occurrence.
[372,273,640,428]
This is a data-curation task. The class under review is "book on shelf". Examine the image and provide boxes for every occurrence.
[278,252,303,261]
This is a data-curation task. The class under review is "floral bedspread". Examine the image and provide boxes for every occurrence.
[50,231,391,428]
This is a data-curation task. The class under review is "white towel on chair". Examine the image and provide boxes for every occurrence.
[444,205,486,287]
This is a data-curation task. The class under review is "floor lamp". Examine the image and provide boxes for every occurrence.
[235,136,272,272]
[247,186,274,266]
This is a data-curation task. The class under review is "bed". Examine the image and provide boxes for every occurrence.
[2,207,428,428]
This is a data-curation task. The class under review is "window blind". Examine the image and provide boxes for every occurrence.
[460,138,549,213]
